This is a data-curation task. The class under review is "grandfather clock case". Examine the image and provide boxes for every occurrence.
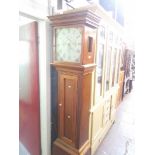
[48,10,100,155]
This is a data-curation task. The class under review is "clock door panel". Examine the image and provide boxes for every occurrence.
[59,73,78,146]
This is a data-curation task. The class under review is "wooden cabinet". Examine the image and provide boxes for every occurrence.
[49,9,100,155]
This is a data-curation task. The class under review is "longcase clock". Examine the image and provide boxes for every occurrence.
[48,9,100,155]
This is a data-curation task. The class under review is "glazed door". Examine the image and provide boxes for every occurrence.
[19,20,41,155]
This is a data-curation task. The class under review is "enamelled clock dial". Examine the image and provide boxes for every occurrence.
[55,27,82,63]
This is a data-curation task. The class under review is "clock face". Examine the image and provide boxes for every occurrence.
[55,27,82,63]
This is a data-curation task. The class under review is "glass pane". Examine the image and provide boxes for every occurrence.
[116,50,121,82]
[96,44,104,98]
[116,35,119,45]
[56,27,82,62]
[95,26,105,99]
[100,26,105,40]
[109,31,113,43]
[112,49,117,86]
[105,47,112,91]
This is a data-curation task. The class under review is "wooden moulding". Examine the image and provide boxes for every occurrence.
[53,138,90,155]
[48,9,101,29]
[50,63,96,74]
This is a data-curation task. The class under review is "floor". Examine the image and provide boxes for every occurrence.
[95,88,135,155]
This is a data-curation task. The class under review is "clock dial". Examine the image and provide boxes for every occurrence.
[56,27,82,63]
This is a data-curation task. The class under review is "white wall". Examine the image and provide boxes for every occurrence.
[19,0,49,18]
[51,0,90,13]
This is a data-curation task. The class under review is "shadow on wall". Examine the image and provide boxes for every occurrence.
[51,66,58,143]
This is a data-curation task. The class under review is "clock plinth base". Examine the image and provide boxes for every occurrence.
[52,138,91,155]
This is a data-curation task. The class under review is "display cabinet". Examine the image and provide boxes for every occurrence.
[85,5,125,155]
[105,47,112,91]
[48,9,100,155]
